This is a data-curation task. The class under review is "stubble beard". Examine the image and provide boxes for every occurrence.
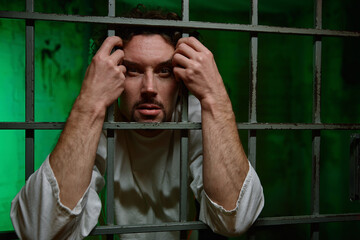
[130,99,167,123]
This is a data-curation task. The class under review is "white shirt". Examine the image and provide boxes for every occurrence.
[11,96,264,239]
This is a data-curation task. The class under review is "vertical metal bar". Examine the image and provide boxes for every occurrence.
[106,1,115,239]
[350,134,360,201]
[180,1,190,239]
[311,0,322,239]
[248,3,258,240]
[25,0,34,180]
[248,0,258,169]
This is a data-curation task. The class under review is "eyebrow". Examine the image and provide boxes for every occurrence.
[122,59,173,68]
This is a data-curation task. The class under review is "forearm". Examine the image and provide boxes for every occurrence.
[172,36,249,209]
[50,95,106,209]
[201,93,249,210]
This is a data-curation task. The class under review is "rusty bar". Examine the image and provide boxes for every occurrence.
[311,0,322,239]
[253,213,360,226]
[248,0,258,169]
[2,212,360,237]
[179,2,190,239]
[25,0,34,180]
[106,1,115,238]
[90,212,360,235]
[1,11,360,38]
[4,122,360,130]
[180,0,190,231]
[350,134,360,201]
[247,2,258,239]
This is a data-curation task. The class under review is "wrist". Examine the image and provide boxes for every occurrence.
[200,93,234,119]
[72,94,107,121]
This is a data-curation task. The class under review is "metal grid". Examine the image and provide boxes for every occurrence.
[1,0,360,239]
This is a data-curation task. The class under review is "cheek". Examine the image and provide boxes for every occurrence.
[119,82,137,113]
[122,80,140,101]
[163,82,180,107]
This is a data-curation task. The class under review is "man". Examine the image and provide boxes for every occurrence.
[11,7,264,240]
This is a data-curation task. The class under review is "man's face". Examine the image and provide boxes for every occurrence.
[119,34,179,125]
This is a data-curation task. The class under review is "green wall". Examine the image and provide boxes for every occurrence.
[1,0,360,239]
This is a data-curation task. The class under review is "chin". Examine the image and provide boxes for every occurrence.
[133,114,167,123]
[138,119,162,123]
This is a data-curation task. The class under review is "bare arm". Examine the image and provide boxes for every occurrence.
[173,37,249,210]
[49,36,126,209]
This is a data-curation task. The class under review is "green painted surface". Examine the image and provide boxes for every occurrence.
[0,0,359,239]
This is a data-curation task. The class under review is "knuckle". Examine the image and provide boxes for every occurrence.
[205,50,213,58]
[179,43,186,49]
[185,68,194,77]
[92,54,101,62]
[196,55,204,63]
[193,62,201,69]
[107,35,120,42]
[189,36,196,42]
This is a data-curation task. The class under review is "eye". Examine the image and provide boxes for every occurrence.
[158,67,173,78]
[126,67,141,77]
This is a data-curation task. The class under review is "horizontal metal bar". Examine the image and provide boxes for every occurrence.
[1,213,359,237]
[91,221,208,235]
[0,11,359,38]
[2,122,360,130]
[0,231,18,239]
[91,213,360,234]
[254,213,360,226]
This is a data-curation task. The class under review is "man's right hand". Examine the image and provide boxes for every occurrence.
[50,36,126,210]
[79,36,126,113]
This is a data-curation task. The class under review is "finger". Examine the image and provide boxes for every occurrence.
[172,52,191,69]
[176,37,207,53]
[175,42,197,59]
[173,67,186,82]
[109,49,124,65]
[118,65,126,73]
[97,36,123,56]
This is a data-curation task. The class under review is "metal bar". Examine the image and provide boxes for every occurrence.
[311,0,322,239]
[248,2,258,239]
[4,122,360,130]
[253,213,360,226]
[180,132,189,221]
[0,231,18,240]
[1,11,359,38]
[180,2,190,239]
[311,130,321,214]
[106,2,115,239]
[25,0,34,180]
[248,0,258,169]
[91,221,209,235]
[91,213,360,235]
[106,129,115,235]
[2,212,359,237]
[350,134,360,201]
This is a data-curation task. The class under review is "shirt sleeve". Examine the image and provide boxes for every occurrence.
[197,164,264,236]
[10,154,105,240]
[188,95,264,237]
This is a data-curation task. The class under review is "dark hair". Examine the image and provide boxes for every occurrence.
[115,4,182,47]
[89,5,182,59]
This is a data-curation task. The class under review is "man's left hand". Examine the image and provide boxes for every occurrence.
[172,37,227,109]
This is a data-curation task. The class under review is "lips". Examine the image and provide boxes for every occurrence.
[137,104,161,110]
[136,103,162,117]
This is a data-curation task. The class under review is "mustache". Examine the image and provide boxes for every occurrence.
[133,99,165,110]
[130,98,167,122]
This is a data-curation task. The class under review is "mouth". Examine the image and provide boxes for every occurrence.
[136,104,162,117]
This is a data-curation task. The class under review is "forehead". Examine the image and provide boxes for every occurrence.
[123,34,175,64]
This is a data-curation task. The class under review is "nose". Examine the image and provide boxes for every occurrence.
[141,71,157,97]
